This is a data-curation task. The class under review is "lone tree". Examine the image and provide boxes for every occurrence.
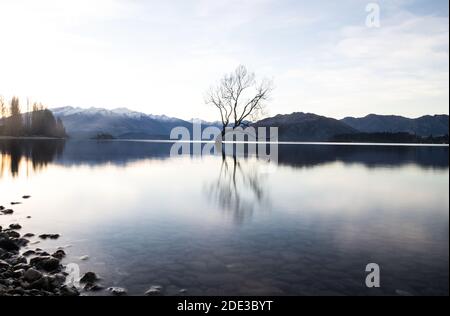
[205,65,273,140]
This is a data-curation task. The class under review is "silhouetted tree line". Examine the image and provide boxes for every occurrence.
[0,139,65,178]
[0,96,67,138]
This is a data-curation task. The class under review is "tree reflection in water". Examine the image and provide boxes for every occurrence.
[205,155,271,224]
[0,139,65,178]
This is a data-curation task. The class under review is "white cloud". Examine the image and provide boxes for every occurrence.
[0,0,448,120]
[275,12,449,118]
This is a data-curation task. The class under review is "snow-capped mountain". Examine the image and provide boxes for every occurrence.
[50,106,192,139]
[52,106,180,122]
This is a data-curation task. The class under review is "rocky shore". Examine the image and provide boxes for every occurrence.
[0,197,94,296]
[0,198,81,296]
[1,197,164,297]
[0,229,80,296]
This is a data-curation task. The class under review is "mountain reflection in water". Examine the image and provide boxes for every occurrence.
[1,139,448,179]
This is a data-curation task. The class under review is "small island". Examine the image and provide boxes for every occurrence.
[91,133,116,140]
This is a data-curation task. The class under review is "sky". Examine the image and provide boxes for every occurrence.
[0,0,448,121]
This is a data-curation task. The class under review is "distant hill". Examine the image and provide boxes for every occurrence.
[341,114,449,137]
[253,112,357,141]
[51,106,449,142]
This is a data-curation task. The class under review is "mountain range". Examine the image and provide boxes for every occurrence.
[51,106,449,142]
[51,107,195,139]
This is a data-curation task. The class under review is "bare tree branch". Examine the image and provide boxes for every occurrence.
[205,65,274,139]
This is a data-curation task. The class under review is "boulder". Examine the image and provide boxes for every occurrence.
[80,272,99,283]
[60,285,80,296]
[0,238,19,251]
[30,256,60,272]
[24,268,43,282]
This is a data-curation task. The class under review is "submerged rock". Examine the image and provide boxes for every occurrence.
[12,268,25,278]
[107,287,127,296]
[14,238,29,247]
[0,259,11,270]
[24,268,43,282]
[22,250,36,257]
[9,224,22,230]
[5,255,27,266]
[5,230,20,238]
[52,250,66,260]
[79,255,89,261]
[0,238,19,251]
[145,285,162,296]
[396,289,414,296]
[60,285,80,296]
[80,272,99,283]
[38,234,60,240]
[84,282,104,292]
[30,256,61,272]
[13,263,30,270]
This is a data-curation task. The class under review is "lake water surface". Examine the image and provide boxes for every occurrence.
[1,139,448,296]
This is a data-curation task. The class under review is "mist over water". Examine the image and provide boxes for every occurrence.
[1,139,448,295]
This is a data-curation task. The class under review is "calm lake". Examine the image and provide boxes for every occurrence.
[1,139,448,296]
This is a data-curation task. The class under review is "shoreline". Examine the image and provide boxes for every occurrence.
[1,197,158,297]
[92,138,450,147]
[1,136,447,146]
[0,197,103,296]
